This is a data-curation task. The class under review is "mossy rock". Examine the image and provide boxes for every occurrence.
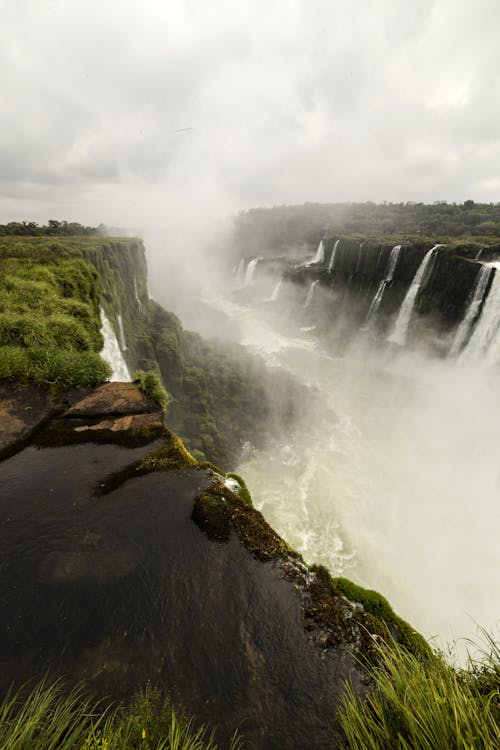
[139,429,198,472]
[332,575,432,660]
[192,482,297,561]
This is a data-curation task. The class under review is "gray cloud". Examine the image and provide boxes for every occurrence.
[1,0,500,230]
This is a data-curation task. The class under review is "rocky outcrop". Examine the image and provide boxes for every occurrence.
[0,379,429,749]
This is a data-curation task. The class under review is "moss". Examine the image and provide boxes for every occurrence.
[133,369,169,411]
[192,481,298,561]
[226,473,252,506]
[332,575,432,660]
[138,429,198,472]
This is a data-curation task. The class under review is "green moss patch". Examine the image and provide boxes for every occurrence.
[226,473,252,506]
[138,429,198,472]
[192,481,297,560]
[332,573,432,660]
[133,369,169,411]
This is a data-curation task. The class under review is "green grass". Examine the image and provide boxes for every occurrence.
[339,633,500,749]
[133,369,170,411]
[0,681,244,750]
[0,346,111,389]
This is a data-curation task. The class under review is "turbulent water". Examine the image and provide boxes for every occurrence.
[207,292,500,657]
[100,308,130,381]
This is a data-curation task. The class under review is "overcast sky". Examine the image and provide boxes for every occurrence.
[1,0,500,232]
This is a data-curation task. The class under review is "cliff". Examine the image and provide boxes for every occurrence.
[0,235,431,749]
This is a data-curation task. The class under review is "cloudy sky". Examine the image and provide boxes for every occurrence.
[1,0,500,231]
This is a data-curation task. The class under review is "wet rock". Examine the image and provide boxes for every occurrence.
[0,381,55,458]
[62,381,161,417]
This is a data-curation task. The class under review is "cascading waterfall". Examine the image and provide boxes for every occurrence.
[459,263,500,365]
[134,278,141,311]
[304,279,319,308]
[311,239,325,265]
[328,239,340,273]
[387,245,441,346]
[366,245,402,325]
[99,308,131,381]
[117,313,127,351]
[244,257,262,287]
[235,258,246,286]
[269,276,283,302]
[450,265,494,357]
[355,242,365,273]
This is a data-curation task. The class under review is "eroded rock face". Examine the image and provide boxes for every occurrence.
[0,381,367,750]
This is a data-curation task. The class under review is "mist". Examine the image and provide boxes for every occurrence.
[185,261,499,660]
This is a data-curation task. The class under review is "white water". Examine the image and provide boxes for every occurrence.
[304,279,319,308]
[310,239,325,265]
[134,278,142,311]
[244,257,262,287]
[388,245,440,346]
[117,313,127,351]
[450,265,494,357]
[269,276,283,302]
[99,308,131,381]
[366,245,402,324]
[328,239,340,273]
[208,294,500,657]
[235,259,246,287]
[460,263,500,366]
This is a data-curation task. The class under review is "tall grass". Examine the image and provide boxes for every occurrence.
[339,633,499,749]
[0,681,244,750]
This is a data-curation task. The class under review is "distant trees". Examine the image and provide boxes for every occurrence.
[0,220,98,236]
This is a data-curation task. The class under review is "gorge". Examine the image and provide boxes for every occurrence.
[0,214,499,748]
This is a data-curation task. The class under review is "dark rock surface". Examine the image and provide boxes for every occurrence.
[0,382,367,749]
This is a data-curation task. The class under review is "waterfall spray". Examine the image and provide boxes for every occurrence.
[460,263,500,365]
[450,265,494,357]
[328,240,340,273]
[99,309,131,381]
[366,245,402,325]
[388,245,441,346]
[244,257,262,287]
[304,279,319,308]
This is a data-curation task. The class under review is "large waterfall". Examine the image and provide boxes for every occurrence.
[388,245,440,346]
[366,245,401,324]
[244,257,261,287]
[235,259,246,286]
[328,239,340,273]
[304,279,319,308]
[308,239,325,266]
[450,264,494,357]
[459,263,500,365]
[99,308,131,381]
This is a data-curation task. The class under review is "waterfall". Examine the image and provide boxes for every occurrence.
[304,280,319,309]
[328,239,340,273]
[387,245,441,346]
[117,313,127,350]
[356,242,365,273]
[366,245,402,325]
[244,257,262,287]
[134,279,141,311]
[460,263,500,365]
[450,265,494,357]
[269,276,283,302]
[235,259,245,286]
[99,308,131,381]
[311,239,325,265]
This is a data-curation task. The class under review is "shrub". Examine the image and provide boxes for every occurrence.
[133,369,170,411]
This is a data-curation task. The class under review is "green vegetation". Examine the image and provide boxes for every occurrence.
[233,201,500,259]
[134,369,170,411]
[0,347,111,389]
[333,576,432,660]
[339,634,499,749]
[226,473,252,506]
[139,430,198,472]
[0,680,244,749]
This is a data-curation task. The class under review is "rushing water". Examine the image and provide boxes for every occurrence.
[388,245,440,346]
[207,293,500,656]
[328,239,340,273]
[303,279,319,308]
[100,308,130,381]
[460,263,500,366]
[244,257,262,287]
